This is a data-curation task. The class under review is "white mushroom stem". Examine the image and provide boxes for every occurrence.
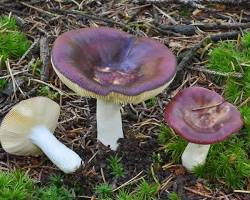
[97,99,123,150]
[181,143,210,171]
[29,125,82,173]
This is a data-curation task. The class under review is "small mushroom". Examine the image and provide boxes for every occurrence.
[0,97,82,173]
[164,87,243,171]
[51,27,177,150]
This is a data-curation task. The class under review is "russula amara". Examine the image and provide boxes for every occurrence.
[164,87,243,171]
[0,97,82,173]
[51,27,177,150]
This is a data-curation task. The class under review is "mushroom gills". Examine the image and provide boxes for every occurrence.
[97,99,123,150]
[181,143,210,171]
[29,125,82,173]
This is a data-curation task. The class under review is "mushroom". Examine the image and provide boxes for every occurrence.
[0,96,82,173]
[51,27,177,150]
[164,87,243,171]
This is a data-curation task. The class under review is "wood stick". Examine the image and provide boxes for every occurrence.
[177,31,241,71]
[40,36,50,82]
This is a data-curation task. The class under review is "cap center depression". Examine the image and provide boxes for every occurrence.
[183,103,230,133]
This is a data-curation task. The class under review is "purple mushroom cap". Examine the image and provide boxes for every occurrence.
[164,87,243,144]
[51,27,176,98]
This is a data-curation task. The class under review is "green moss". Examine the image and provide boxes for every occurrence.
[224,78,241,103]
[37,175,72,199]
[179,5,193,17]
[207,33,250,106]
[164,137,187,163]
[0,171,72,200]
[38,86,59,100]
[159,122,250,189]
[0,171,34,200]
[31,59,42,76]
[107,154,124,178]
[242,32,250,48]
[0,16,17,30]
[194,136,250,189]
[158,125,187,163]
[38,185,72,200]
[158,124,174,144]
[134,180,159,200]
[95,183,113,199]
[240,106,250,128]
[0,79,7,91]
[145,97,157,107]
[0,15,31,61]
[116,189,133,200]
[206,36,250,189]
[168,192,182,200]
[208,41,239,73]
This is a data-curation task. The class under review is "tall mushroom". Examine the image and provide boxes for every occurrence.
[0,97,82,173]
[164,87,243,171]
[51,27,177,150]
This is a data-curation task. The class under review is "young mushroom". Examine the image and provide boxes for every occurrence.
[51,27,177,150]
[164,87,243,171]
[0,97,82,173]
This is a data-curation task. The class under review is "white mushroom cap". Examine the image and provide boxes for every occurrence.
[0,96,60,156]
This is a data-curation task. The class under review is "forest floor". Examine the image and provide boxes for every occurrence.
[0,1,250,199]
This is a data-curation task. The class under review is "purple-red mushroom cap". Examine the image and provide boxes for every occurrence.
[51,27,177,104]
[164,87,243,144]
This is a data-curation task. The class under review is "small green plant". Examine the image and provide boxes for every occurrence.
[158,124,187,163]
[158,124,173,144]
[134,179,159,200]
[37,174,72,199]
[179,5,193,17]
[38,185,72,200]
[0,79,7,91]
[47,175,64,187]
[0,15,31,62]
[242,32,250,48]
[0,171,72,200]
[145,97,157,107]
[240,106,250,135]
[0,170,34,200]
[95,183,113,199]
[31,59,42,76]
[0,16,17,30]
[107,154,124,178]
[116,189,133,200]
[224,79,241,103]
[38,86,59,100]
[152,152,163,165]
[208,41,239,73]
[168,192,182,200]
[164,136,187,163]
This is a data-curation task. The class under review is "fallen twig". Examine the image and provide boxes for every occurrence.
[49,8,142,36]
[177,31,241,71]
[40,36,50,82]
[177,40,205,71]
[20,2,59,17]
[234,190,250,194]
[17,38,39,65]
[113,171,145,192]
[186,66,243,78]
[184,186,213,198]
[158,23,250,36]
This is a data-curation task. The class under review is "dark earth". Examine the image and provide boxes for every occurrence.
[1,0,250,199]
